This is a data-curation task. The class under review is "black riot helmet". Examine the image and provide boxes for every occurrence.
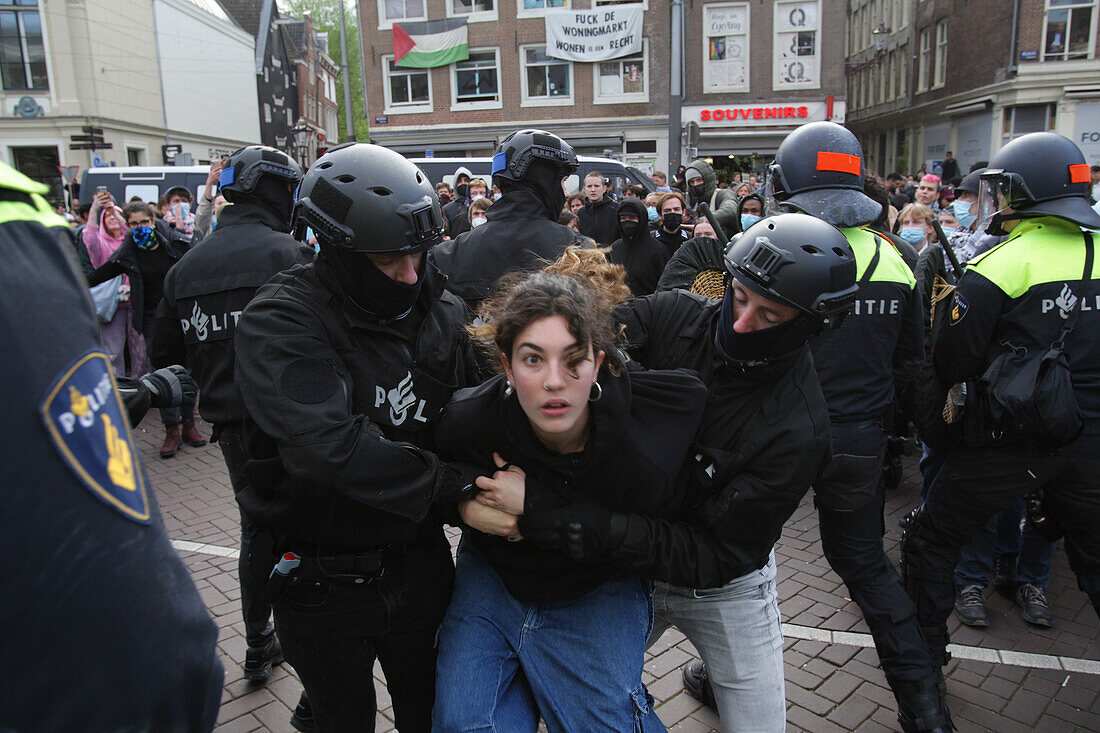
[725,213,858,330]
[977,132,1100,231]
[491,129,578,220]
[766,121,881,228]
[492,129,578,182]
[292,142,444,255]
[219,145,303,202]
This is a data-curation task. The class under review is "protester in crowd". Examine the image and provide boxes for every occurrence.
[191,158,225,244]
[608,197,670,296]
[233,143,483,731]
[733,182,753,199]
[86,201,203,458]
[443,166,474,239]
[653,191,688,257]
[436,181,454,206]
[897,202,938,254]
[939,151,960,183]
[162,185,196,238]
[652,170,672,192]
[602,176,617,202]
[736,193,764,234]
[83,189,141,378]
[432,247,707,732]
[624,183,646,199]
[577,170,620,245]
[913,174,942,212]
[567,191,585,215]
[672,165,687,191]
[886,172,912,209]
[683,158,738,236]
[558,210,580,233]
[469,195,492,228]
[433,130,585,312]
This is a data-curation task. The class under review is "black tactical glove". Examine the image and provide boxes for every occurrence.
[519,503,618,562]
[140,365,197,408]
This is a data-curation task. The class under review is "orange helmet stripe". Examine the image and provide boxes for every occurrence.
[817,151,861,176]
[1069,163,1090,184]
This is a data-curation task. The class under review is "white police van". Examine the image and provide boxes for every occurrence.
[409,156,655,196]
[80,166,210,206]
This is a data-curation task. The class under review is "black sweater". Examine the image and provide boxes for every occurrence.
[435,368,707,602]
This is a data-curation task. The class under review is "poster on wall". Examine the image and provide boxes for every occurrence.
[545,7,643,62]
[773,0,820,90]
[703,3,749,93]
[1075,103,1100,167]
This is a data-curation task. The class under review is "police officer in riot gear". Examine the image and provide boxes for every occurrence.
[431,129,584,310]
[762,122,949,732]
[152,145,312,689]
[0,161,224,730]
[903,132,1100,683]
[233,143,481,731]
[522,214,857,731]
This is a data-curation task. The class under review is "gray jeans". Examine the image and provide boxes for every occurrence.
[649,552,785,732]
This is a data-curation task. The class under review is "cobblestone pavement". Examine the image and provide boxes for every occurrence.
[135,414,1100,732]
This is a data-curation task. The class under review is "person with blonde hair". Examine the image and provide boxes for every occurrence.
[897,202,937,253]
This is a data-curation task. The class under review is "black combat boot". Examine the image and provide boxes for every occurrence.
[681,660,717,710]
[892,676,954,733]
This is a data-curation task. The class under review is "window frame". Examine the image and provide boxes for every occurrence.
[594,0,648,9]
[375,0,428,30]
[519,43,573,107]
[0,3,48,92]
[516,0,569,18]
[450,47,502,110]
[382,53,434,114]
[916,27,931,92]
[773,0,822,91]
[446,0,498,24]
[702,2,750,94]
[932,19,947,88]
[591,39,649,105]
[1041,0,1097,61]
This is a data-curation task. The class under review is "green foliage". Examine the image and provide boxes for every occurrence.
[280,0,370,142]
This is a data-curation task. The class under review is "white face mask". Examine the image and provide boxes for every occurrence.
[471,216,487,228]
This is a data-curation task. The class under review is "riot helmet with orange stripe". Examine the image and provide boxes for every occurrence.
[765,121,881,228]
[975,132,1100,234]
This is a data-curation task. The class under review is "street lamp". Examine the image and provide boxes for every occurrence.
[292,118,312,167]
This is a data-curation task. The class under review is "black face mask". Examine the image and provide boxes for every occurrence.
[618,219,641,239]
[322,246,425,321]
[715,286,819,365]
[690,184,707,203]
[456,183,469,199]
[253,176,295,232]
[662,212,683,232]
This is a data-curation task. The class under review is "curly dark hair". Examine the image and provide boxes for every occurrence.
[469,247,629,375]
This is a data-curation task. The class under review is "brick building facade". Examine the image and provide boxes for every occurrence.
[283,15,341,163]
[846,0,1100,179]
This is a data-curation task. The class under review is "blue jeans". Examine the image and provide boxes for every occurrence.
[649,553,785,733]
[954,499,1055,588]
[433,540,663,733]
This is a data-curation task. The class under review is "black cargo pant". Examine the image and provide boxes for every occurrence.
[814,419,937,684]
[217,424,274,645]
[272,533,455,732]
[905,445,1100,666]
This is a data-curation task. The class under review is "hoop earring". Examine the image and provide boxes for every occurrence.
[503,382,513,399]
[589,381,602,403]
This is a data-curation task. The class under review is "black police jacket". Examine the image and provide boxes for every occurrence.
[812,228,924,423]
[936,218,1100,456]
[606,290,832,588]
[233,258,481,548]
[431,189,585,309]
[435,368,708,602]
[577,195,620,245]
[151,202,314,428]
[0,170,222,729]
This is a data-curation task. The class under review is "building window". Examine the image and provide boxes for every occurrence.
[916,27,930,92]
[263,103,272,123]
[898,43,907,96]
[264,67,269,83]
[1043,0,1095,61]
[517,0,567,17]
[595,0,646,7]
[448,0,497,22]
[451,49,501,109]
[1003,104,1057,141]
[0,2,47,91]
[773,0,821,90]
[593,40,648,104]
[383,56,432,112]
[933,19,947,88]
[520,45,572,105]
[378,0,427,28]
[703,2,749,93]
[11,145,60,204]
[286,108,293,126]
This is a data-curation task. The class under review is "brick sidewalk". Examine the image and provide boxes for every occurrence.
[135,415,1100,732]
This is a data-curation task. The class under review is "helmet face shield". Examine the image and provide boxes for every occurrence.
[977,171,1012,234]
[763,164,786,216]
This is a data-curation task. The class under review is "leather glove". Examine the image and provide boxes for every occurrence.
[519,503,616,562]
[140,365,197,408]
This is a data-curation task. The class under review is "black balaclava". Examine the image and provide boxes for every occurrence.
[616,198,649,243]
[321,244,425,321]
[507,159,567,222]
[250,175,296,232]
[715,285,820,365]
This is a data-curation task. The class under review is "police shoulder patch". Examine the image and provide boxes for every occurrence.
[40,352,152,524]
[949,291,969,325]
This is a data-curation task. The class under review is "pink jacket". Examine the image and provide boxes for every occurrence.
[82,206,128,268]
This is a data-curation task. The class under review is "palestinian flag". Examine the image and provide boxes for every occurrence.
[393,18,469,68]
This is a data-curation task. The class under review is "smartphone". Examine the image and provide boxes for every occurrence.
[96,186,108,194]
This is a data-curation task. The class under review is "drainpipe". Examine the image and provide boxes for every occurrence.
[1008,0,1020,74]
[668,0,684,173]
